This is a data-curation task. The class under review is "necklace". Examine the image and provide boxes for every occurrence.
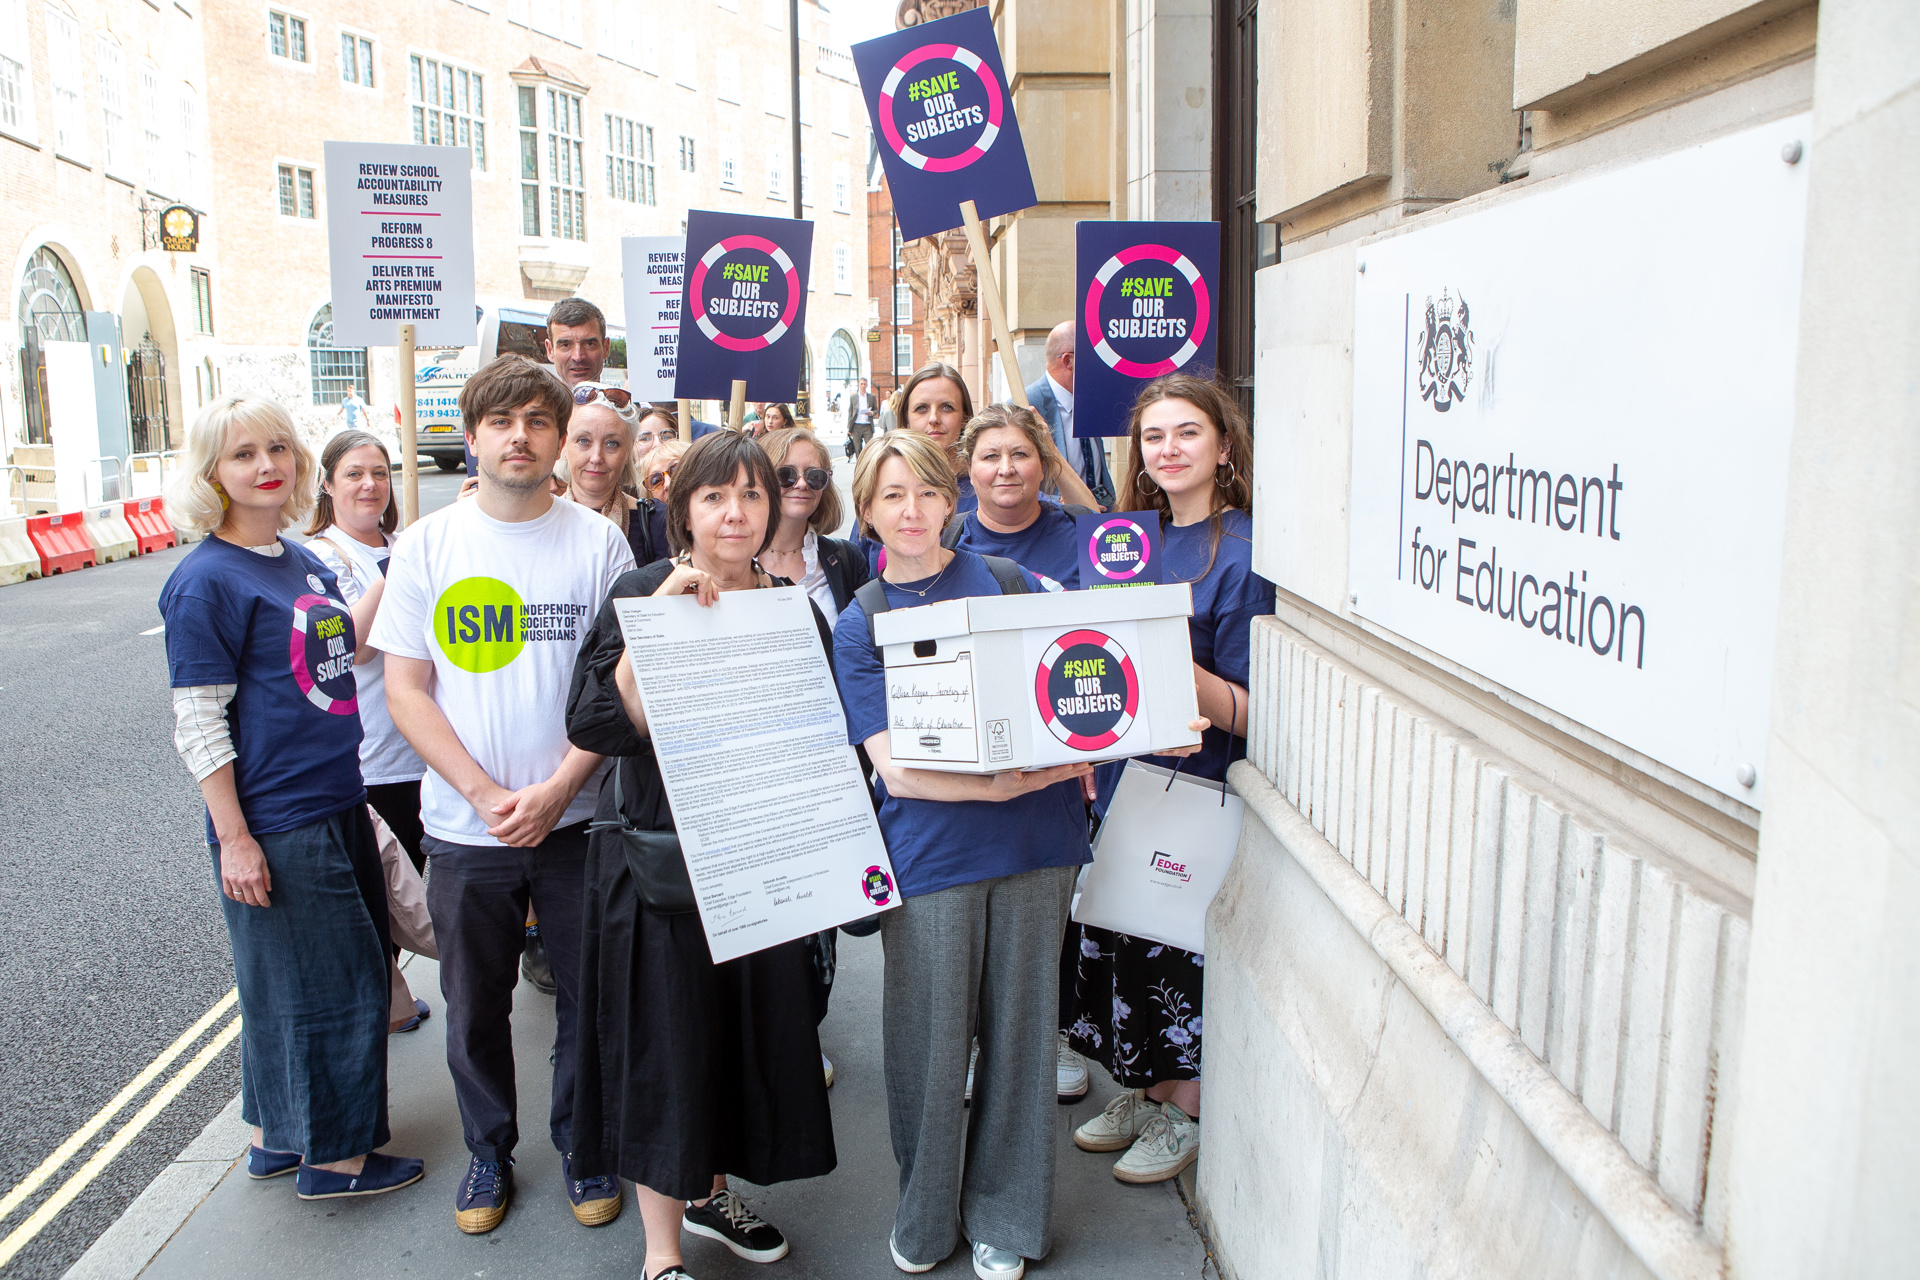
[892,556,951,599]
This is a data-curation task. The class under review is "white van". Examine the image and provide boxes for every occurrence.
[413,299,627,470]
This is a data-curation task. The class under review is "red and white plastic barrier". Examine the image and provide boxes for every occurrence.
[83,503,138,563]
[0,516,38,585]
[124,497,178,555]
[26,512,95,575]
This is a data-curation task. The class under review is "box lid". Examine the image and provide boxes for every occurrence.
[872,581,1194,646]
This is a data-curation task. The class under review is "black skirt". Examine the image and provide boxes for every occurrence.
[570,814,837,1199]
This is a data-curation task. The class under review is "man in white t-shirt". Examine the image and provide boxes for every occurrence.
[372,355,635,1236]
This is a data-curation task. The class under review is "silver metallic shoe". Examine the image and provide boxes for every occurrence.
[971,1240,1026,1279]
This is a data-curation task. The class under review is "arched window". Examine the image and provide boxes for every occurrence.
[825,329,858,386]
[307,304,368,405]
[17,244,85,443]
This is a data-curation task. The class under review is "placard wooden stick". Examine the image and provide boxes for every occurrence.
[398,323,419,524]
[960,199,1030,410]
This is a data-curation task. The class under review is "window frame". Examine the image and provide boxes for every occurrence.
[0,0,38,145]
[604,112,655,206]
[45,1,85,161]
[833,241,850,294]
[408,51,486,172]
[831,159,850,214]
[189,267,214,335]
[716,48,739,104]
[338,28,376,90]
[266,7,314,69]
[276,160,318,220]
[96,31,128,180]
[718,130,740,192]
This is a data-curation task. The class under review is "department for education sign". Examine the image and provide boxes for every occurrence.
[1346,114,1811,805]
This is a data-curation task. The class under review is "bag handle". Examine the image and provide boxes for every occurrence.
[1162,682,1239,808]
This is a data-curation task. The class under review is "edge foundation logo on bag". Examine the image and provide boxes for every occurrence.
[1149,851,1193,885]
[1034,628,1140,751]
[433,576,590,674]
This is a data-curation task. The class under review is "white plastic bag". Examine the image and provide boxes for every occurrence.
[1071,759,1245,954]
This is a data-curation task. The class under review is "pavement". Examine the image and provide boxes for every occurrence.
[123,940,1209,1280]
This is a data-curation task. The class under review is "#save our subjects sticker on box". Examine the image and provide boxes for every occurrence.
[672,210,813,403]
[1074,220,1220,438]
[852,7,1037,242]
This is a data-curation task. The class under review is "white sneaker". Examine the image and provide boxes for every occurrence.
[889,1230,939,1273]
[1113,1103,1200,1184]
[822,1053,835,1089]
[1073,1088,1157,1152]
[972,1240,1025,1279]
[1056,1033,1089,1102]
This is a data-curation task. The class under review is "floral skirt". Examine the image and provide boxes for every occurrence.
[1067,924,1203,1087]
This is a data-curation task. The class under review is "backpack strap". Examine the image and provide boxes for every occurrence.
[855,576,892,622]
[981,555,1030,596]
[306,535,352,583]
[939,518,963,551]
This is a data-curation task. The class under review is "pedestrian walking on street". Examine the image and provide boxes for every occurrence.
[159,395,425,1202]
[303,429,436,1035]
[1069,373,1273,1185]
[371,355,636,1236]
[567,431,836,1280]
[830,431,1094,1280]
[845,376,878,452]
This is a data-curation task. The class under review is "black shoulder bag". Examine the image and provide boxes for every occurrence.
[588,761,697,915]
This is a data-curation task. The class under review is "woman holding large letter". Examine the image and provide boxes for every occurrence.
[1068,373,1274,1184]
[567,431,835,1280]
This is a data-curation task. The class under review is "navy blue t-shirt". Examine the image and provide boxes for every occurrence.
[1094,508,1275,814]
[832,550,1092,898]
[159,536,367,840]
[950,503,1079,590]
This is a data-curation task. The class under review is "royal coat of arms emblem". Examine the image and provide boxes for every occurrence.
[1417,289,1473,412]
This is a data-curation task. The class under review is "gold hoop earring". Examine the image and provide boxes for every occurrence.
[1138,471,1158,494]
[1216,460,1238,489]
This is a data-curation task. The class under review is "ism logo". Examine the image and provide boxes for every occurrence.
[1035,629,1140,751]
[434,577,526,673]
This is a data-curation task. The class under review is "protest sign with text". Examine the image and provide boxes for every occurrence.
[1073,221,1220,438]
[324,141,475,348]
[673,211,814,403]
[852,7,1036,242]
[623,236,684,403]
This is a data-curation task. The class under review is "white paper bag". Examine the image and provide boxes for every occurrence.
[1071,759,1246,955]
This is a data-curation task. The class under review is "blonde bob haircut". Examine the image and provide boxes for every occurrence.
[169,394,317,536]
[758,426,842,534]
[850,428,959,540]
[958,403,1064,491]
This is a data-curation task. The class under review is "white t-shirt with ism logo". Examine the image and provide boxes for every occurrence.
[369,497,636,845]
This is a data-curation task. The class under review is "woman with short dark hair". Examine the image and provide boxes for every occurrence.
[568,431,837,1280]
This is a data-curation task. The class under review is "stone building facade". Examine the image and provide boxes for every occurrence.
[864,170,925,402]
[3,0,873,500]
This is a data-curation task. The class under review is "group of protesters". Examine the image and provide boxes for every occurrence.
[157,295,1271,1280]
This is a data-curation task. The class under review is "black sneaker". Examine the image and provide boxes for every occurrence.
[682,1188,789,1263]
[521,931,557,994]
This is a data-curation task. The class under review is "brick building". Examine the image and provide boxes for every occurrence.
[863,168,921,404]
[2,0,871,504]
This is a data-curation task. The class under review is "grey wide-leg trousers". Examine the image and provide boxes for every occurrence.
[880,863,1079,1265]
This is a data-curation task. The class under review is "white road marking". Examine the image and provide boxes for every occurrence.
[139,624,164,636]
[0,989,237,1241]
[0,1014,243,1268]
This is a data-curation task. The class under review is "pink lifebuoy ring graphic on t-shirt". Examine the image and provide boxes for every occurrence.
[289,592,359,715]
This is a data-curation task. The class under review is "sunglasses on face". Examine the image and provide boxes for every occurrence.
[573,385,633,408]
[777,465,830,492]
[646,465,677,489]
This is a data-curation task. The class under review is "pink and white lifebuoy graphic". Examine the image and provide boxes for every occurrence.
[876,43,1004,173]
[1085,518,1154,582]
[1085,244,1211,379]
[690,235,801,352]
[1035,629,1140,752]
[288,592,358,715]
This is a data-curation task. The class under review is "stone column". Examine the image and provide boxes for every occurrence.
[1726,0,1920,1272]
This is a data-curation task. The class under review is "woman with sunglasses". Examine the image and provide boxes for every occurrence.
[757,427,868,626]
[564,382,655,566]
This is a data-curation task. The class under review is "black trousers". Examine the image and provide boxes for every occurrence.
[365,779,426,875]
[423,822,589,1162]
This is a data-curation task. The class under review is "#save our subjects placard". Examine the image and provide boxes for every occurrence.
[852,6,1037,242]
[672,211,814,403]
[1073,221,1220,438]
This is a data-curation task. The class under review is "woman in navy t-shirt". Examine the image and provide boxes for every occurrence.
[948,404,1086,589]
[158,395,423,1201]
[830,431,1095,1278]
[1068,374,1275,1187]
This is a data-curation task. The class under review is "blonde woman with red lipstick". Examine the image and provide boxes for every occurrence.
[159,396,424,1201]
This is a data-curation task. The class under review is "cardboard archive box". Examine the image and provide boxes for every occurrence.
[871,581,1202,772]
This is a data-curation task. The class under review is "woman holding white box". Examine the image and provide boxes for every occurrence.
[1068,373,1275,1185]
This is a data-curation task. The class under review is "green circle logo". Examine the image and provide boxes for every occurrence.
[433,577,526,673]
